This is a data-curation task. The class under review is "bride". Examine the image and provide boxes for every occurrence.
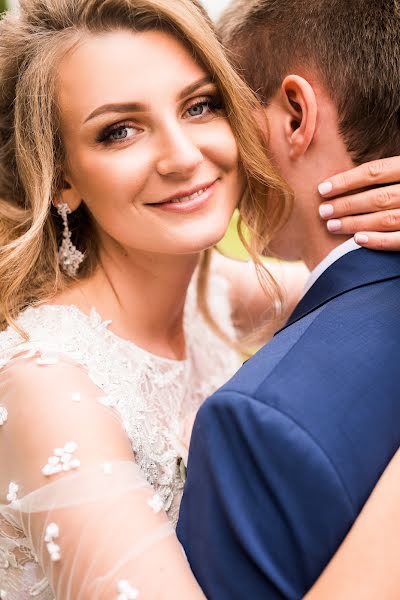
[1,0,400,598]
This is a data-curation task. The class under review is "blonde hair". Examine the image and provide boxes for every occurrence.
[0,0,291,345]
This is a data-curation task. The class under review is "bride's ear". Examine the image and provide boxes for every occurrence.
[54,179,82,212]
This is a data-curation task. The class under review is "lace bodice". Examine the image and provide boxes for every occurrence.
[0,270,241,599]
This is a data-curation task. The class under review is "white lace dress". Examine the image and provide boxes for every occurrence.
[0,271,241,599]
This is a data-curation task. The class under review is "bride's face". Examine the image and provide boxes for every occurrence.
[57,29,242,257]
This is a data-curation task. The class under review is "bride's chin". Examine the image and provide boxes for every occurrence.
[173,234,227,255]
[178,221,234,254]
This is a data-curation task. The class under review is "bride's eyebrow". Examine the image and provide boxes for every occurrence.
[83,75,213,124]
[177,75,213,100]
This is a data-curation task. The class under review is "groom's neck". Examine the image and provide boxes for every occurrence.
[285,151,355,270]
[297,183,354,270]
[302,227,352,271]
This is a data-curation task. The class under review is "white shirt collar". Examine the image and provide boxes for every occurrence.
[302,238,361,297]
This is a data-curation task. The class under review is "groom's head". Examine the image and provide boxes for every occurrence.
[219,0,400,266]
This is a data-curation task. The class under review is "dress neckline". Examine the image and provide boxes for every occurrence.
[28,303,191,366]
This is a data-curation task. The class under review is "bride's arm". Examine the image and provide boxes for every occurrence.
[0,354,205,599]
[212,251,309,338]
[305,448,400,599]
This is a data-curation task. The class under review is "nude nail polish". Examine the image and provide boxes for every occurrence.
[318,181,333,196]
[319,204,334,219]
[327,219,342,232]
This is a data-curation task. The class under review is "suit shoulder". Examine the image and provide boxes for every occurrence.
[223,275,400,400]
[200,278,400,512]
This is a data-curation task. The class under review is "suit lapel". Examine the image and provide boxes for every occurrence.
[279,249,400,333]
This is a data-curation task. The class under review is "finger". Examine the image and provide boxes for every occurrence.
[319,184,400,219]
[326,209,400,235]
[354,231,400,251]
[318,156,400,198]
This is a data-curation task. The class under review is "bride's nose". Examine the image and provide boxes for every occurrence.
[156,123,203,177]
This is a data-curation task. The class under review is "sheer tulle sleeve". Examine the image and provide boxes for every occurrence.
[0,352,204,599]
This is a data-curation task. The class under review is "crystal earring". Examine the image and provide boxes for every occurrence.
[57,202,84,277]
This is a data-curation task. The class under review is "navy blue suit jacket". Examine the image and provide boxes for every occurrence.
[177,249,400,599]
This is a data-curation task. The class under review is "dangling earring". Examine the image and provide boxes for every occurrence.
[57,202,84,277]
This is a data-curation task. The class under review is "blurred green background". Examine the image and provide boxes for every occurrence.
[218,210,250,261]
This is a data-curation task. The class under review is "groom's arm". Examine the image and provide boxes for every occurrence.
[177,389,356,600]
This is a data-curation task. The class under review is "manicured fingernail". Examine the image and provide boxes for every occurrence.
[327,219,342,232]
[319,204,334,219]
[318,181,333,196]
[355,233,369,245]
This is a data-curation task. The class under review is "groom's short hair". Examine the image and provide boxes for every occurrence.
[218,0,400,164]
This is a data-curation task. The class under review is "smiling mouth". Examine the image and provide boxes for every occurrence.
[146,180,217,206]
[164,187,211,205]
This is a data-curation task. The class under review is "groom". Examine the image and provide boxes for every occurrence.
[177,1,400,597]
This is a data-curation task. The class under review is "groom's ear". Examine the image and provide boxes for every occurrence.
[280,75,318,160]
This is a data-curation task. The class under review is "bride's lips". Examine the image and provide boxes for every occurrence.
[146,179,218,214]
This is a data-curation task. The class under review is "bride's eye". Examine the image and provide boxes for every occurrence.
[184,96,225,120]
[97,122,141,145]
[187,102,209,118]
[109,126,130,141]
